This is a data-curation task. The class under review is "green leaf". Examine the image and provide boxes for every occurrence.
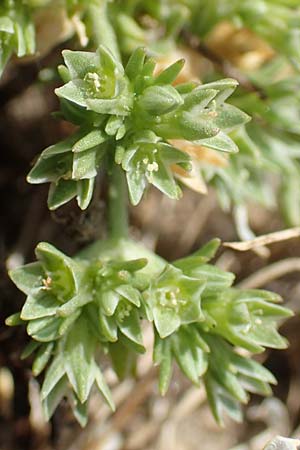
[94,364,115,410]
[115,284,141,307]
[101,290,120,316]
[185,325,210,353]
[42,376,68,420]
[151,158,182,200]
[197,239,221,260]
[27,152,72,184]
[70,394,88,427]
[72,147,98,180]
[105,115,124,137]
[117,308,144,347]
[197,79,239,104]
[64,316,96,403]
[138,85,183,116]
[99,311,118,342]
[126,169,147,205]
[62,50,98,79]
[213,104,250,131]
[21,340,41,360]
[55,80,87,107]
[5,312,24,327]
[159,143,191,165]
[32,342,54,376]
[125,47,146,81]
[230,353,277,385]
[21,293,59,320]
[155,59,185,85]
[199,131,239,153]
[153,305,181,338]
[189,264,235,293]
[155,337,173,396]
[175,239,221,270]
[76,178,95,210]
[58,310,81,337]
[27,316,63,342]
[178,111,220,141]
[42,135,79,158]
[210,364,248,404]
[9,262,44,296]
[41,355,66,399]
[109,339,136,380]
[58,292,92,317]
[86,97,132,116]
[183,87,218,112]
[205,376,242,426]
[48,179,77,210]
[171,330,200,385]
[238,374,272,396]
[73,129,107,153]
[249,322,288,349]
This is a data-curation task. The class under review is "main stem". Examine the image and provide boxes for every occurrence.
[87,0,128,239]
[108,164,129,240]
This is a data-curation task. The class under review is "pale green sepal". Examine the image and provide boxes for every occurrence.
[9,262,44,297]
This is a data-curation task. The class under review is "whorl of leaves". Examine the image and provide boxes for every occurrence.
[7,239,292,426]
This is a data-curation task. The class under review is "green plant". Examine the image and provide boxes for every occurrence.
[3,0,298,429]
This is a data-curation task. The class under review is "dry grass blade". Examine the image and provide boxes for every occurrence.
[237,258,300,289]
[223,228,300,251]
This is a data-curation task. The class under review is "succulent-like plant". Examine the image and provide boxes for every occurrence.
[3,0,298,432]
[7,238,292,425]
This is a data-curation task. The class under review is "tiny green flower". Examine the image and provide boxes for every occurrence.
[202,288,293,352]
[56,46,133,116]
[144,264,206,338]
[28,46,250,210]
[119,130,191,204]
[91,258,146,348]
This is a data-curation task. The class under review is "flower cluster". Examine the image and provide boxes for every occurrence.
[7,238,292,425]
[28,45,249,208]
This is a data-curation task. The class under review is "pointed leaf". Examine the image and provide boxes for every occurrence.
[73,129,107,153]
[48,179,77,210]
[118,308,143,346]
[32,342,54,376]
[199,131,239,153]
[21,294,59,320]
[9,262,44,296]
[64,316,96,403]
[41,355,66,399]
[94,364,115,411]
[76,178,95,210]
[42,376,68,420]
[62,49,98,79]
[115,284,140,307]
[27,316,63,342]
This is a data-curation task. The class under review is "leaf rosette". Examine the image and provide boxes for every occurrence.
[7,238,293,425]
[27,46,250,209]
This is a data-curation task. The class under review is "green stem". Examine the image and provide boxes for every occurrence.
[108,164,129,239]
[86,0,121,61]
[86,1,128,238]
